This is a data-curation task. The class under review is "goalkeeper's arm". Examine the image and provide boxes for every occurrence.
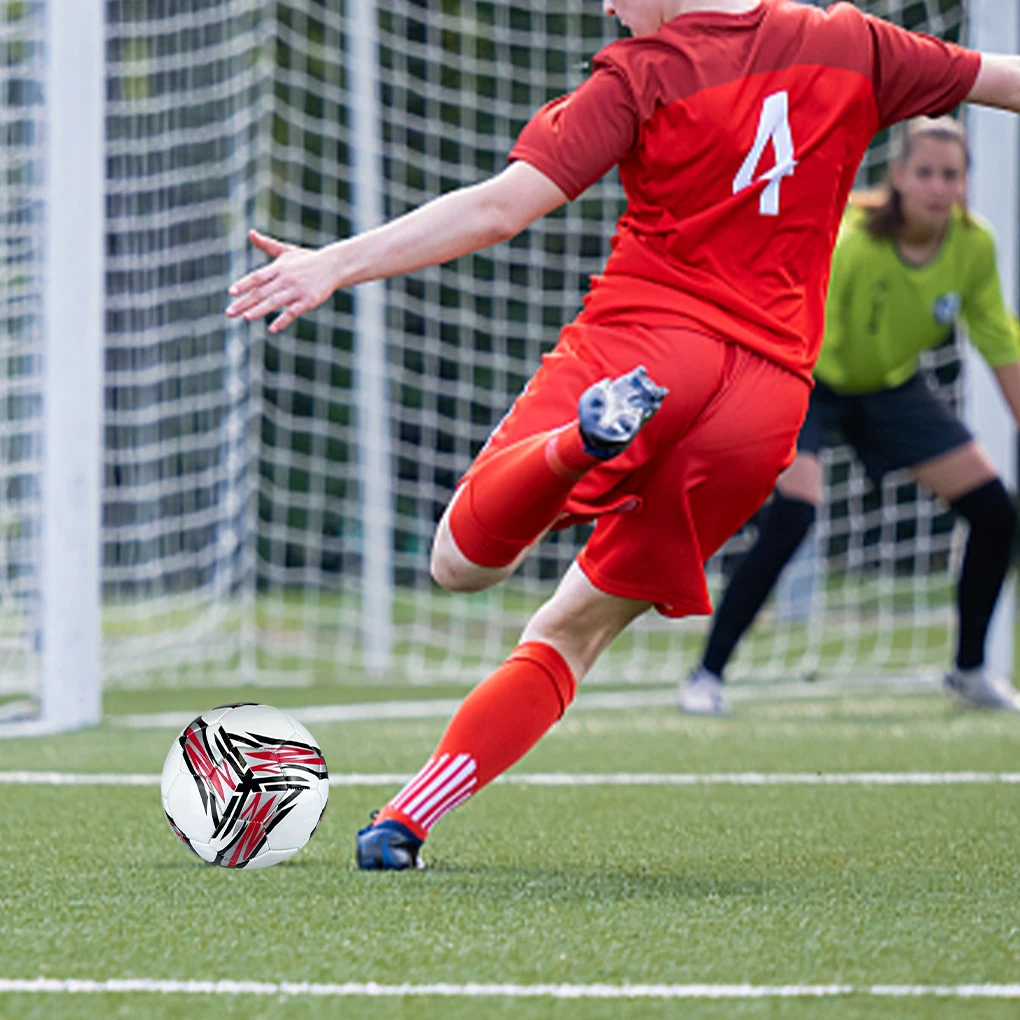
[225,161,567,333]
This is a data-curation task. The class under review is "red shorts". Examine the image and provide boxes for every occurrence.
[462,324,810,617]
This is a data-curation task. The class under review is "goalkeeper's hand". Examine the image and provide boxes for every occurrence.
[226,229,339,333]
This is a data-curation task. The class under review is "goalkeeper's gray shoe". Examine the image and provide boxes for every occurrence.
[677,667,730,716]
[944,666,1020,712]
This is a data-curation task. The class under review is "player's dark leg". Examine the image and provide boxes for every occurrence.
[702,493,816,673]
[357,563,649,870]
[950,478,1017,670]
[431,366,667,592]
[913,441,1019,710]
[679,453,821,715]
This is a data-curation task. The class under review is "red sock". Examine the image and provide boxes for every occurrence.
[449,424,597,568]
[375,641,577,840]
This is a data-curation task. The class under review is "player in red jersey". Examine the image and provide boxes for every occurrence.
[226,0,1020,869]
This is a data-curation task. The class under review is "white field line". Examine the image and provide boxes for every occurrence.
[4,692,676,738]
[107,679,940,732]
[3,770,1020,788]
[110,691,681,730]
[1,978,1020,1000]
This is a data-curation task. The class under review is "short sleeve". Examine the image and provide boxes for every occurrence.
[865,15,981,129]
[962,227,1020,369]
[508,62,640,201]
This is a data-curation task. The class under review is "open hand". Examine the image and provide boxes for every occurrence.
[226,229,339,333]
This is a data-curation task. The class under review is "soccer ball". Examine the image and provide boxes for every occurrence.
[160,703,329,869]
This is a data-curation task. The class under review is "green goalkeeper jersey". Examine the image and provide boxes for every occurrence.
[814,205,1020,394]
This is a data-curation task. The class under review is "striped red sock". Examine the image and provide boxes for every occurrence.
[448,424,596,568]
[374,641,577,840]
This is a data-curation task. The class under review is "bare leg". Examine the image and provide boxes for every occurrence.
[775,451,824,505]
[430,486,545,593]
[521,560,651,680]
[911,440,997,500]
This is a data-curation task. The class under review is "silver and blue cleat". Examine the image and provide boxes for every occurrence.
[577,365,668,460]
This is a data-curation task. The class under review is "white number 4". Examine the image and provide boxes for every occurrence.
[733,91,798,217]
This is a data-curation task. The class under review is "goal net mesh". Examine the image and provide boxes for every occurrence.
[0,0,975,694]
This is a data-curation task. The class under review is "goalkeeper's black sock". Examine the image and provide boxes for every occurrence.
[950,478,1017,670]
[702,493,816,678]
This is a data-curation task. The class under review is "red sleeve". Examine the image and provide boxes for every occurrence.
[508,62,640,200]
[865,14,981,129]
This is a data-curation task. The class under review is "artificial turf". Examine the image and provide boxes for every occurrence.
[1,684,1019,1019]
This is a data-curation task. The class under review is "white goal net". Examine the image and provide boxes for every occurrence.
[1,0,1001,710]
[1,0,45,707]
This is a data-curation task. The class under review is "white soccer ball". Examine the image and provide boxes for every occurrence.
[160,703,329,869]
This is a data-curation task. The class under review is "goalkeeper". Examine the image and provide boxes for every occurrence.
[226,0,1020,869]
[679,116,1020,716]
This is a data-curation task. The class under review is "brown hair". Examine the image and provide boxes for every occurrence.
[857,116,971,240]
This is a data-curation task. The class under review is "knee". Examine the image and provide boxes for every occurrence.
[430,543,486,593]
[760,491,817,555]
[430,531,506,593]
[952,478,1018,540]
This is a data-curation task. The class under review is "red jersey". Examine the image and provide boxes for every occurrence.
[509,0,981,382]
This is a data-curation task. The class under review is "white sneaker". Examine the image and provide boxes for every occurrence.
[677,667,730,716]
[944,666,1020,712]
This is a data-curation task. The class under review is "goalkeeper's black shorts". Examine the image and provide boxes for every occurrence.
[798,373,972,485]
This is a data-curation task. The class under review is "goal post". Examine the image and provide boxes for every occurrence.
[34,0,104,734]
[966,0,1019,678]
[349,0,394,677]
[5,0,1017,732]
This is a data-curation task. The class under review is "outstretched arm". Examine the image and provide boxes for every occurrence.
[968,54,1020,112]
[226,161,567,333]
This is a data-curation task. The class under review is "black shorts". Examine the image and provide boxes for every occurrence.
[798,374,972,484]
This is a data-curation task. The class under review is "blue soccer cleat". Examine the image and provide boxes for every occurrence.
[356,817,425,871]
[578,365,668,459]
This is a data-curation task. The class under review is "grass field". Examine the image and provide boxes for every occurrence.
[83,577,965,687]
[2,680,1020,1019]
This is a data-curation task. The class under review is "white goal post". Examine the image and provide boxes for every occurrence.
[966,0,1019,678]
[3,0,104,735]
[1,0,1015,733]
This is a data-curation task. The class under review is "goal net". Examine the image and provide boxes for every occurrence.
[0,0,994,710]
[1,0,45,714]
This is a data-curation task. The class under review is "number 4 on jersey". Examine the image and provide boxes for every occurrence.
[733,91,798,217]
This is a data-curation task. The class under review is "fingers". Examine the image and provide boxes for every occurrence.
[226,267,297,318]
[268,302,310,334]
[225,230,294,301]
[227,264,278,304]
[231,286,299,324]
[227,286,314,331]
[225,280,278,319]
[249,228,293,257]
[225,229,318,331]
